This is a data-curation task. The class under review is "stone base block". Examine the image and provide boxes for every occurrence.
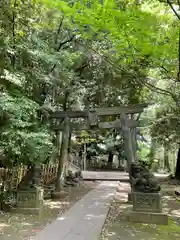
[15,186,44,215]
[128,211,168,225]
[132,192,162,213]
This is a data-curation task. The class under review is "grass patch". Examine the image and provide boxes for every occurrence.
[127,218,180,236]
[156,219,180,233]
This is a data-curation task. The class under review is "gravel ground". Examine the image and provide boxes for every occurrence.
[0,181,99,240]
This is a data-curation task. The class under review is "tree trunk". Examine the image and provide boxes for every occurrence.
[120,114,134,172]
[83,142,87,170]
[164,144,171,172]
[55,131,62,160]
[108,151,113,168]
[149,139,156,166]
[175,148,180,180]
[55,117,70,191]
[131,127,137,162]
[68,133,72,153]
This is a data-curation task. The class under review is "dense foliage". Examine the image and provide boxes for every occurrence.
[0,0,180,174]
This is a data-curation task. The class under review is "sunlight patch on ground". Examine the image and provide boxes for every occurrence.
[107,231,116,236]
[0,183,94,239]
[0,222,10,229]
[44,200,70,209]
[163,195,174,200]
[85,214,105,219]
[170,209,180,217]
[20,222,33,227]
[57,216,65,221]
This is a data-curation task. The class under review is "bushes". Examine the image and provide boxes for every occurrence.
[0,92,54,167]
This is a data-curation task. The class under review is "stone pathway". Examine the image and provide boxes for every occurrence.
[82,171,169,181]
[34,181,117,240]
[82,171,129,181]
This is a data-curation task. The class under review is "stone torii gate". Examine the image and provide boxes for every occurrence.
[50,103,147,183]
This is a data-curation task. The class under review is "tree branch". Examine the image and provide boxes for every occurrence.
[76,40,179,107]
[92,46,179,103]
[167,0,180,20]
[161,65,169,73]
[54,16,64,46]
[177,0,180,8]
[140,78,174,96]
[56,35,74,51]
[50,36,75,73]
[138,77,179,106]
[75,57,93,76]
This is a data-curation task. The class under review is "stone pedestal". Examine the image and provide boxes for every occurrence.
[128,191,168,225]
[12,187,44,215]
[128,211,168,225]
[132,192,162,213]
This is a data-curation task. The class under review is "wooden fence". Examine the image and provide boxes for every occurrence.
[0,166,27,190]
[0,164,59,190]
[41,164,58,185]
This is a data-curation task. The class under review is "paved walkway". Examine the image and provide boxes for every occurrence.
[82,171,170,181]
[34,181,117,240]
[82,171,129,181]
